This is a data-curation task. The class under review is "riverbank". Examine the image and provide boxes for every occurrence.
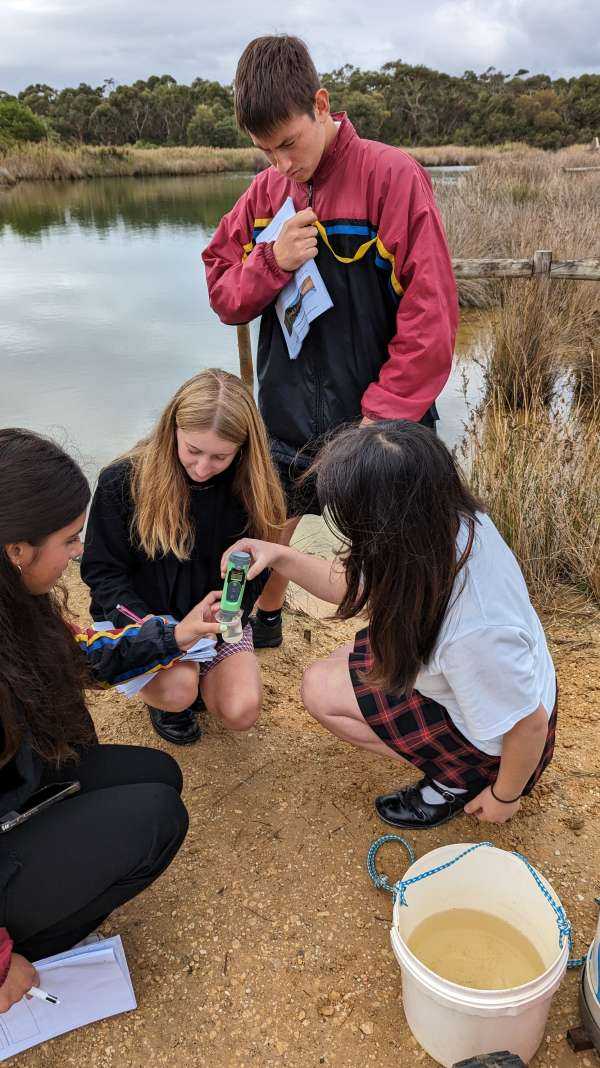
[1,140,595,185]
[17,564,600,1068]
[0,143,268,184]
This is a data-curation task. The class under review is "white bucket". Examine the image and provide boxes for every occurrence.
[390,843,569,1067]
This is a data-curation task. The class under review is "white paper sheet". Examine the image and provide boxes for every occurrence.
[256,197,333,359]
[0,936,136,1060]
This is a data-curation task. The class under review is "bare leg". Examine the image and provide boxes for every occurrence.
[142,662,199,713]
[199,650,262,732]
[255,515,302,612]
[300,649,407,763]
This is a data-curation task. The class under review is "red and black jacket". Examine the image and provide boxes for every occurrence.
[203,115,458,460]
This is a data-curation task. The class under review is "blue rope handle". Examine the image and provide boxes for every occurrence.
[366,834,416,892]
[367,836,585,970]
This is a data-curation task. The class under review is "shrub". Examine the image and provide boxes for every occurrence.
[0,100,47,144]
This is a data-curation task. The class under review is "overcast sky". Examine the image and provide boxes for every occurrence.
[2,0,599,94]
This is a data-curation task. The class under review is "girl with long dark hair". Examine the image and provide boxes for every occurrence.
[0,428,221,1013]
[223,421,557,828]
[82,369,286,746]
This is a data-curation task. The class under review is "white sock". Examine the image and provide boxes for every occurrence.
[421,779,467,805]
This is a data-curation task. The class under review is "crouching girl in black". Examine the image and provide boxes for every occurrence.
[0,428,220,1013]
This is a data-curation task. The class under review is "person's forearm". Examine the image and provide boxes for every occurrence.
[495,706,548,799]
[271,546,347,604]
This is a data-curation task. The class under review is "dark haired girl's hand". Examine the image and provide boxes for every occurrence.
[221,539,281,581]
[174,591,223,652]
[464,786,521,824]
[0,954,38,1013]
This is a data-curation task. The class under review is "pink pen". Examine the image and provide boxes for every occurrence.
[116,603,145,625]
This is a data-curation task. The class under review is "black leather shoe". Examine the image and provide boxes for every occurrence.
[148,704,202,746]
[375,777,479,830]
[249,614,283,649]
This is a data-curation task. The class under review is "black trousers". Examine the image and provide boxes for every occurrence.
[0,745,188,961]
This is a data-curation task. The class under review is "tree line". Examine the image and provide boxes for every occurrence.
[1,64,599,150]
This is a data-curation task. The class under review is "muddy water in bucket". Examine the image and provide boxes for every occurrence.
[408,907,546,989]
[388,843,570,1067]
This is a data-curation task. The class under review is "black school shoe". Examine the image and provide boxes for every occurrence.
[248,614,283,649]
[375,777,481,830]
[147,695,205,746]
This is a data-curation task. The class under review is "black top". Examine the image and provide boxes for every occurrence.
[81,458,266,627]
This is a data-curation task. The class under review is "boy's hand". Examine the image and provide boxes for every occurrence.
[273,209,318,271]
[221,539,280,581]
[0,954,38,1013]
[174,591,223,651]
[464,786,521,824]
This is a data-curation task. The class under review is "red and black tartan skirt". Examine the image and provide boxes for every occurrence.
[349,627,557,792]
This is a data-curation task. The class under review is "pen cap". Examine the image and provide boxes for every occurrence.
[220,550,251,614]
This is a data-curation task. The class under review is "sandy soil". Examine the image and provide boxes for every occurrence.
[14,567,600,1068]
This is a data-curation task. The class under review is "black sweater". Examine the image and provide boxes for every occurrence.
[81,458,265,627]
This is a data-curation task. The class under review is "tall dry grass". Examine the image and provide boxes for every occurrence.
[460,183,600,606]
[2,139,596,186]
[461,397,600,605]
[435,145,600,309]
[0,143,267,184]
[405,144,514,166]
[485,276,600,409]
[0,139,536,184]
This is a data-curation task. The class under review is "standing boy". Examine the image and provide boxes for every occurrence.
[203,35,458,649]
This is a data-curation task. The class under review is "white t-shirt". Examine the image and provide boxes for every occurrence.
[414,513,556,756]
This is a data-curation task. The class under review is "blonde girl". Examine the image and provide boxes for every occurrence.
[82,369,286,745]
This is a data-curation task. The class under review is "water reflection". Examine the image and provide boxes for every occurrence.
[0,174,254,240]
[0,173,486,481]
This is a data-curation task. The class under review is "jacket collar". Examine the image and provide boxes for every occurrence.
[295,113,357,194]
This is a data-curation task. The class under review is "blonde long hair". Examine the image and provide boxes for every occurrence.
[124,369,286,560]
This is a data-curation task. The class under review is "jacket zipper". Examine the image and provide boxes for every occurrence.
[306,179,325,437]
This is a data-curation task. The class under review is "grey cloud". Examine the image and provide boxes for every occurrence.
[1,0,598,94]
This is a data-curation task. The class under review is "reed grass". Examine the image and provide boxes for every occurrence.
[0,143,267,184]
[486,277,600,409]
[435,145,600,309]
[461,396,600,605]
[2,139,596,185]
[404,144,514,166]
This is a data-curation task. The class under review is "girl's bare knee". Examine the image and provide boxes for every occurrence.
[301,661,330,721]
[218,695,262,732]
[149,673,199,713]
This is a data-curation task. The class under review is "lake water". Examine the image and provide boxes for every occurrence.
[0,172,485,484]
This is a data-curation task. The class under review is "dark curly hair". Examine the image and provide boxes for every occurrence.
[0,429,95,766]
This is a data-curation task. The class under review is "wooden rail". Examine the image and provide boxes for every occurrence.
[453,249,600,280]
[236,249,600,389]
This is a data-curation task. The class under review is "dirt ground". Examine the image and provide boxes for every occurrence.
[15,567,600,1068]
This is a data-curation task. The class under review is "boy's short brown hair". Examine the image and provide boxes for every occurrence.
[234,35,320,136]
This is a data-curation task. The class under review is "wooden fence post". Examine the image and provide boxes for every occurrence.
[236,323,254,393]
[533,250,552,276]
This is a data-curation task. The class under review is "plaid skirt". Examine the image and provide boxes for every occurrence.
[349,627,557,791]
[198,623,254,678]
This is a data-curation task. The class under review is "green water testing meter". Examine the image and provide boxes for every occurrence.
[217,550,251,643]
